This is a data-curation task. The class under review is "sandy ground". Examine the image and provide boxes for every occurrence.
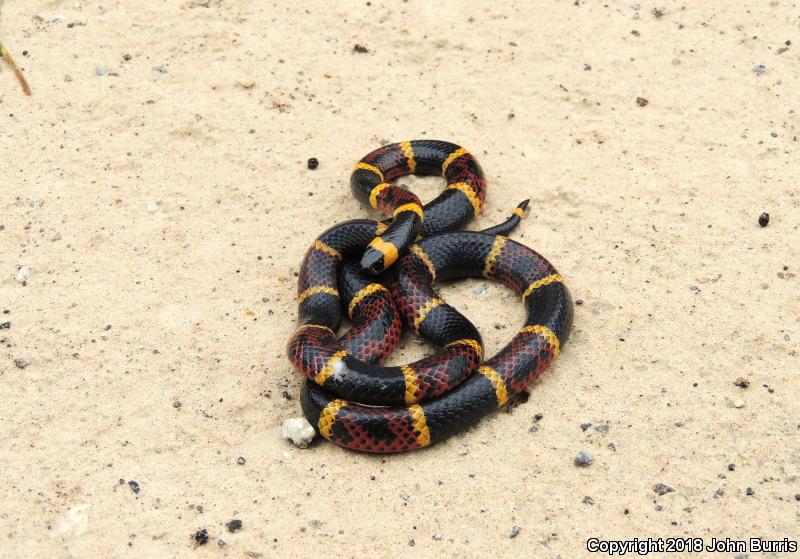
[1,1,799,557]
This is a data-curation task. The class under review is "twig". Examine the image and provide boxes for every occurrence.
[0,39,31,95]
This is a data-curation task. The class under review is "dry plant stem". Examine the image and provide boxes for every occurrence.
[0,40,31,95]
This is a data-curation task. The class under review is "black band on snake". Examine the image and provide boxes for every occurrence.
[286,141,573,453]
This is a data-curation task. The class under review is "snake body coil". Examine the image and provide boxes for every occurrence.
[286,141,573,453]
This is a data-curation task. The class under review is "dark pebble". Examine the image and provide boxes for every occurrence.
[728,463,735,471]
[123,53,132,61]
[575,299,583,305]
[746,487,754,496]
[758,212,769,227]
[353,44,369,53]
[580,422,592,431]
[794,493,800,501]
[508,525,521,538]
[534,413,544,421]
[192,529,209,545]
[307,157,319,170]
[236,456,246,465]
[636,96,649,106]
[652,7,665,17]
[226,519,243,533]
[653,483,674,495]
[128,480,140,494]
[282,390,293,400]
[0,322,10,329]
[575,450,593,467]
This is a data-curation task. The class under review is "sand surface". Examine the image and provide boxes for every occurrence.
[2,1,799,557]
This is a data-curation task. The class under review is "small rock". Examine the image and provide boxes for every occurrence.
[307,157,319,170]
[733,377,750,389]
[128,480,140,494]
[226,519,243,532]
[653,483,674,495]
[122,53,132,61]
[236,456,246,465]
[582,496,595,505]
[14,358,30,369]
[432,534,443,541]
[752,64,766,74]
[218,539,226,547]
[636,96,649,106]
[152,65,168,74]
[147,201,160,213]
[15,266,30,284]
[50,232,62,241]
[758,212,769,227]
[508,525,521,538]
[728,463,735,471]
[574,450,593,467]
[580,422,592,431]
[237,80,255,89]
[95,65,108,76]
[281,417,316,448]
[0,322,10,329]
[746,487,754,496]
[353,44,369,53]
[733,399,745,409]
[192,529,209,545]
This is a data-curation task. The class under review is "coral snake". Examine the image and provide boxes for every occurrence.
[286,140,573,453]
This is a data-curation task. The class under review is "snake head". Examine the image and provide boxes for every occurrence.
[360,246,389,275]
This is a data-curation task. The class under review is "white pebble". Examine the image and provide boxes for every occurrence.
[733,399,745,409]
[281,417,316,448]
[15,266,30,284]
[147,201,160,213]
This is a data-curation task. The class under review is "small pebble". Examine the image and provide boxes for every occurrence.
[727,463,735,471]
[746,487,754,496]
[128,480,140,494]
[574,450,593,467]
[353,44,369,53]
[307,157,319,170]
[636,96,649,106]
[733,399,745,409]
[218,539,226,547]
[0,322,10,329]
[152,65,168,74]
[580,423,592,431]
[226,519,243,533]
[733,377,750,388]
[653,483,674,495]
[752,64,766,74]
[192,529,209,545]
[758,212,769,227]
[122,53,132,61]
[236,456,246,465]
[14,358,30,369]
[282,417,316,448]
[508,525,521,539]
[15,267,30,284]
[794,493,800,501]
[95,65,108,76]
[147,201,160,213]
